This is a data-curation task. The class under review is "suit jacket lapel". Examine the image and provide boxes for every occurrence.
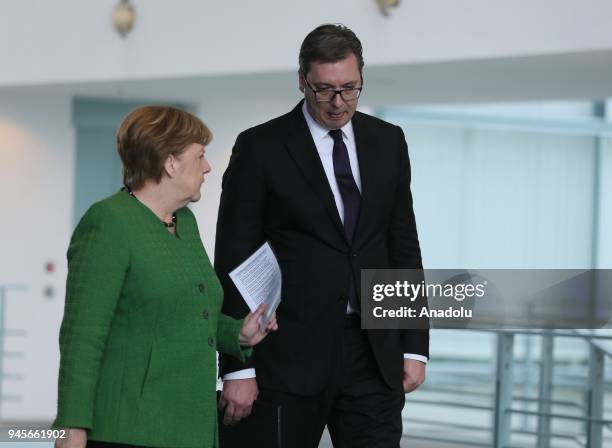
[284,102,347,243]
[352,111,379,250]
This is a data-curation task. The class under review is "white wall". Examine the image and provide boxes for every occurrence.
[0,92,73,419]
[1,0,611,86]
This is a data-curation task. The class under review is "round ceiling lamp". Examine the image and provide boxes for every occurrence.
[113,0,135,38]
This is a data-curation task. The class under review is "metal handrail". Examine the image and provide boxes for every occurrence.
[403,328,612,448]
[0,284,27,420]
[573,329,612,358]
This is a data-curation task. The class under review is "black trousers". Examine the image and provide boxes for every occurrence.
[219,316,405,448]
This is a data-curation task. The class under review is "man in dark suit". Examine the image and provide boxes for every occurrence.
[215,23,428,448]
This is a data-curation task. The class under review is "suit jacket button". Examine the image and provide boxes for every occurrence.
[202,309,210,320]
[352,253,357,257]
[208,336,215,347]
[198,283,207,293]
[338,296,347,302]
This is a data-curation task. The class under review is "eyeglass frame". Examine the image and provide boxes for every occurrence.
[302,75,363,103]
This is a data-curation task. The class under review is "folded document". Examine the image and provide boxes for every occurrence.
[229,242,282,329]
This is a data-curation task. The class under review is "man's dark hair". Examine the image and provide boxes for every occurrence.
[299,24,364,76]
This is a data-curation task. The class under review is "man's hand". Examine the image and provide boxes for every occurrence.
[403,359,426,393]
[219,378,259,425]
[55,428,86,448]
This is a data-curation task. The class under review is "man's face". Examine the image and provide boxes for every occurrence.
[299,53,362,130]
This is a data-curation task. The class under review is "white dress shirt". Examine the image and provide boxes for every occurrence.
[223,105,426,381]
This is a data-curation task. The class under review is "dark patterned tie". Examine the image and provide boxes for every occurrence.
[329,129,361,312]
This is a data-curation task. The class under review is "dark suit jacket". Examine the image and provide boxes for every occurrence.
[215,100,428,395]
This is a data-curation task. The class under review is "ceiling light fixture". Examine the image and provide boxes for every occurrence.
[376,0,401,17]
[113,0,135,38]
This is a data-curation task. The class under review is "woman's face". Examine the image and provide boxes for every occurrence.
[172,142,211,202]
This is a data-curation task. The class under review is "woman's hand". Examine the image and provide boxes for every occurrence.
[239,304,278,346]
[55,428,86,448]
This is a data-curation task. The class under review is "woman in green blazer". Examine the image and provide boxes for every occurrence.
[54,106,276,448]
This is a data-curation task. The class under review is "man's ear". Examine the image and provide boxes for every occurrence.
[298,70,305,93]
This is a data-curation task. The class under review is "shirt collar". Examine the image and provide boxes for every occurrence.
[302,101,354,145]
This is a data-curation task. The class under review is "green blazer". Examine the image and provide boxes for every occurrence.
[54,191,250,448]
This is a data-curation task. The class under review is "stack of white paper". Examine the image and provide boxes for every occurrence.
[229,242,282,329]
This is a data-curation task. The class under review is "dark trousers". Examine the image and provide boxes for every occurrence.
[219,316,405,448]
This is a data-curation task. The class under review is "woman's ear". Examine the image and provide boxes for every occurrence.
[164,154,176,177]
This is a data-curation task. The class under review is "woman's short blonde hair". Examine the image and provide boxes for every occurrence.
[116,105,212,190]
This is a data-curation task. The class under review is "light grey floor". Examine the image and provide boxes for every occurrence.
[318,428,474,448]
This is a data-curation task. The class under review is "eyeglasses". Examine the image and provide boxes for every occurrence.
[303,77,362,102]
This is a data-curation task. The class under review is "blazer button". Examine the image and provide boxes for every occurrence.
[352,253,357,257]
[338,296,347,302]
[202,309,210,320]
[198,283,207,293]
[208,336,215,347]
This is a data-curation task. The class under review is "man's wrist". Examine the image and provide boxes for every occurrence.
[404,353,428,364]
[222,368,256,380]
